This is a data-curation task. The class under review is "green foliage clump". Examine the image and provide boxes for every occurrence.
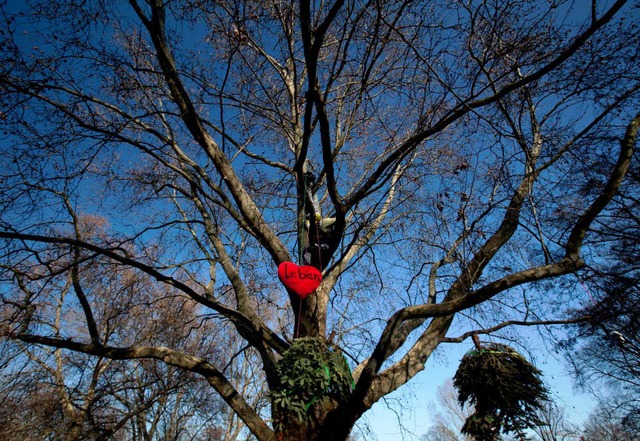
[272,337,353,421]
[453,343,549,441]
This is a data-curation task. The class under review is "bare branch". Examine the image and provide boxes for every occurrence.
[442,316,592,343]
[565,111,640,256]
[14,333,275,441]
[344,0,629,209]
[0,231,288,355]
[132,0,291,266]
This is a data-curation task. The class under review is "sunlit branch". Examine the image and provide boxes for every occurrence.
[343,109,638,427]
[13,333,275,441]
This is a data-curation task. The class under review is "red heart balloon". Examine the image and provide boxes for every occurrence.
[278,262,322,298]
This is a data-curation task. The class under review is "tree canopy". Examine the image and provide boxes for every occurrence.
[1,0,639,440]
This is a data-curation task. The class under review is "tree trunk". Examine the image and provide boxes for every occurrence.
[274,398,340,441]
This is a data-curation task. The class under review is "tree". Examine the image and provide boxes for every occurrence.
[581,401,640,441]
[0,217,255,440]
[531,402,580,441]
[1,0,639,440]
[561,95,640,431]
[422,380,474,441]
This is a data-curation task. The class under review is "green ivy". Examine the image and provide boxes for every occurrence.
[272,337,353,421]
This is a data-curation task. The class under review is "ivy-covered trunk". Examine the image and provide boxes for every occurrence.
[273,400,340,441]
[271,338,354,441]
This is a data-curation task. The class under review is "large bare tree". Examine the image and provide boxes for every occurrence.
[1,0,639,439]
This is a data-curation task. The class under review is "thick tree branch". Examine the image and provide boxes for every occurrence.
[130,0,290,266]
[299,0,346,210]
[341,110,638,431]
[13,333,275,441]
[71,261,101,346]
[344,0,629,209]
[0,231,288,355]
[565,111,640,256]
[298,0,348,252]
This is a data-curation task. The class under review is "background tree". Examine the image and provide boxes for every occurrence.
[560,88,640,436]
[530,403,580,441]
[0,215,258,440]
[1,0,639,440]
[581,400,640,441]
[422,380,474,441]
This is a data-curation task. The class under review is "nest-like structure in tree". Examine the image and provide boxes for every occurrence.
[453,343,549,440]
[271,337,353,421]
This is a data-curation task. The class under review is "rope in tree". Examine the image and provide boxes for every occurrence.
[284,167,326,338]
[276,168,324,316]
[295,169,323,338]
